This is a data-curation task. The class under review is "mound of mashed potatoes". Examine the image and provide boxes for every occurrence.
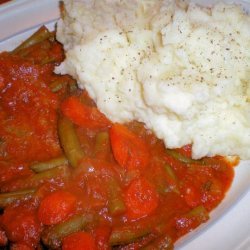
[55,0,250,159]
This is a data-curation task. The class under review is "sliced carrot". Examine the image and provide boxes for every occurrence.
[38,190,77,225]
[109,124,150,171]
[62,232,96,250]
[124,177,159,220]
[61,96,111,129]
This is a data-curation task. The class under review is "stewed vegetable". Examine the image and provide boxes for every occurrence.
[0,27,235,249]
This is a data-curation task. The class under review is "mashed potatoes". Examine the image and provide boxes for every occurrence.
[55,0,250,159]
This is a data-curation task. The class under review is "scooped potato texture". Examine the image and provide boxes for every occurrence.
[55,0,250,159]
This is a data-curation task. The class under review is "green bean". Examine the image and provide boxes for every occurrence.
[1,166,69,192]
[166,149,205,165]
[163,164,179,194]
[58,117,85,168]
[187,205,209,222]
[0,189,36,208]
[107,178,126,216]
[153,163,179,195]
[49,78,77,93]
[40,56,59,65]
[143,235,174,250]
[30,156,68,173]
[163,164,177,183]
[42,213,94,249]
[94,131,110,158]
[109,224,152,246]
[95,131,109,146]
[69,82,78,93]
[49,80,65,93]
[154,177,170,195]
[27,165,69,186]
[12,26,51,54]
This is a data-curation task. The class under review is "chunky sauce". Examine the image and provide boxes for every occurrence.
[0,27,235,249]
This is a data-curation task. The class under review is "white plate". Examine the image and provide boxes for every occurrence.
[0,1,250,249]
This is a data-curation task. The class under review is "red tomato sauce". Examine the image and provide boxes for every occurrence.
[0,27,235,249]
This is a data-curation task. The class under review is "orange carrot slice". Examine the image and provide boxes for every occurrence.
[109,124,150,171]
[124,177,159,220]
[38,190,77,225]
[61,96,111,129]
